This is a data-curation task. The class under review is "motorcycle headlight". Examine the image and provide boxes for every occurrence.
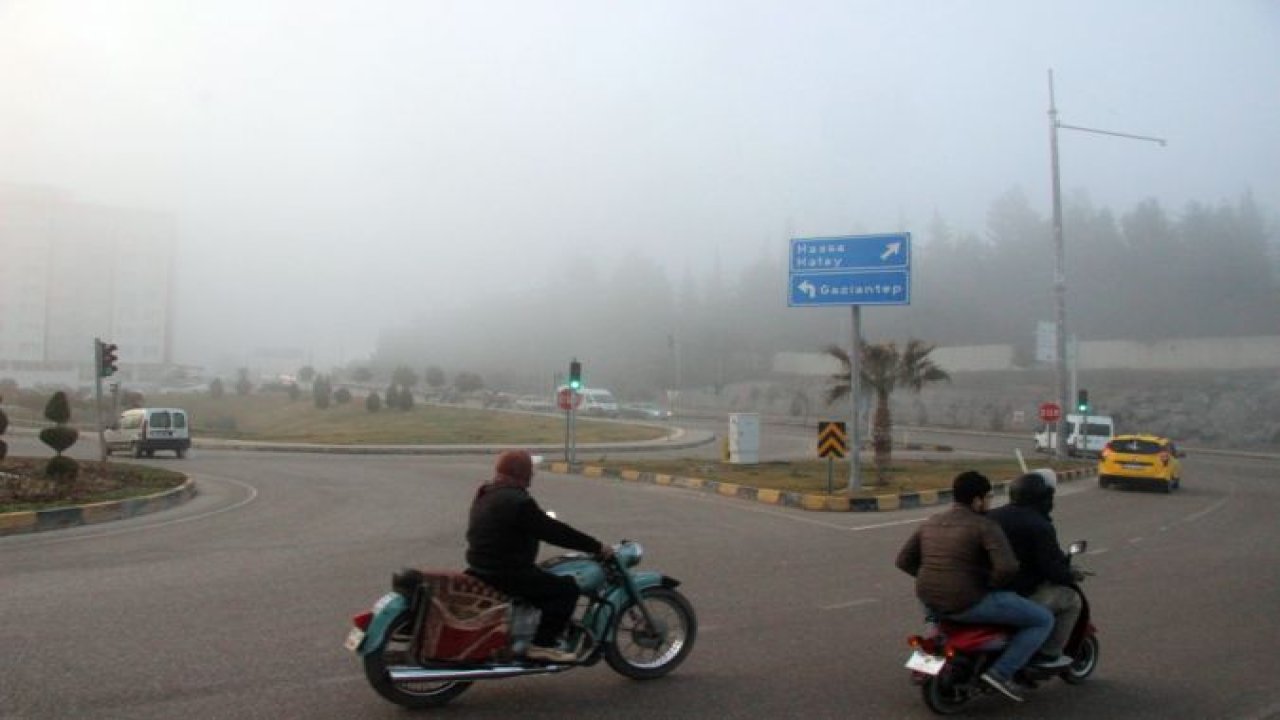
[615,540,643,568]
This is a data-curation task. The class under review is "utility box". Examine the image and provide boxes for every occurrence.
[728,413,760,465]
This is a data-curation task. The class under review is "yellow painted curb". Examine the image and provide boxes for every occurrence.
[620,469,642,481]
[547,462,569,474]
[654,474,673,486]
[800,494,828,511]
[716,482,741,497]
[0,511,37,533]
[756,488,782,504]
[918,489,940,505]
[876,494,902,511]
[582,465,605,477]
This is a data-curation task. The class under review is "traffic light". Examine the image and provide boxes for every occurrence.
[1076,389,1089,413]
[568,359,582,390]
[97,340,119,377]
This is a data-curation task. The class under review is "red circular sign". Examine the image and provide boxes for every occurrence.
[557,388,581,411]
[1038,402,1062,423]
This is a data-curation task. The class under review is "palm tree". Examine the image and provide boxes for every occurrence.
[825,339,950,480]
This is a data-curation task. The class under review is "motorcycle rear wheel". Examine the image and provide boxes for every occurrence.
[362,613,473,708]
[922,675,971,716]
[605,587,696,680]
[1061,634,1100,685]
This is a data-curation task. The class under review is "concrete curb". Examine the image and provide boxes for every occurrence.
[0,477,197,537]
[545,462,1095,513]
[191,428,716,455]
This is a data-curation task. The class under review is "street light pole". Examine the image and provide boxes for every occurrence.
[1047,69,1166,459]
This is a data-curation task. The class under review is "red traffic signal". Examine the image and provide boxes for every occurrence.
[97,339,119,377]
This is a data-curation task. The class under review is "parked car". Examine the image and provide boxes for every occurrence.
[1098,433,1185,493]
[620,402,672,420]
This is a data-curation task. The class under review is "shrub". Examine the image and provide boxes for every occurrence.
[334,387,352,404]
[366,392,382,413]
[287,384,301,401]
[313,375,332,409]
[398,386,415,411]
[40,391,79,480]
[210,378,225,398]
[44,454,79,480]
[0,395,8,462]
[39,426,79,453]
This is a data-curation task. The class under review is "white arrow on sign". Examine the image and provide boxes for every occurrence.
[797,280,816,299]
[880,242,902,261]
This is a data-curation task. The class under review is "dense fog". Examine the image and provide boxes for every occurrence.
[2,1,1277,387]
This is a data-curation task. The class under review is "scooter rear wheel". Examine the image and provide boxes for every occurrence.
[922,675,971,715]
[363,613,472,708]
[1061,634,1100,685]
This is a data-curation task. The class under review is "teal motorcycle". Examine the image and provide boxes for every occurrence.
[345,540,697,709]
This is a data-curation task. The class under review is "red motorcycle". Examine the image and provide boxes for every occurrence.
[904,540,1100,714]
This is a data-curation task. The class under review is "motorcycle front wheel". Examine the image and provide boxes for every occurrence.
[1061,634,1100,685]
[362,613,472,708]
[605,587,697,679]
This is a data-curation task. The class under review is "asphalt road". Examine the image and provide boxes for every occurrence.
[2,434,1279,719]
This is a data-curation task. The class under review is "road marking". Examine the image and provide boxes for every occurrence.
[821,598,880,611]
[6,474,259,547]
[1181,481,1235,523]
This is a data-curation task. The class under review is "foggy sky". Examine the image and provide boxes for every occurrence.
[2,0,1277,370]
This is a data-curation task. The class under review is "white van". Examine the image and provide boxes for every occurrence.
[1034,413,1115,457]
[104,407,192,459]
[557,387,620,418]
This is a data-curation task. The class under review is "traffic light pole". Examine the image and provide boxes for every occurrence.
[93,338,107,463]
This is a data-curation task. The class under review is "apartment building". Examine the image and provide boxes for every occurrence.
[0,183,175,383]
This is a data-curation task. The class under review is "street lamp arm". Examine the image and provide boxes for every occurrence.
[1057,122,1168,147]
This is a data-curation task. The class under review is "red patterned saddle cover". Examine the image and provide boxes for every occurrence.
[418,571,513,662]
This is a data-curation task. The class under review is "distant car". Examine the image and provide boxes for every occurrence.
[516,395,554,413]
[103,407,192,459]
[620,402,672,421]
[1098,433,1185,493]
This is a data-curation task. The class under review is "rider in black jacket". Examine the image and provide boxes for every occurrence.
[988,469,1082,668]
[466,450,612,663]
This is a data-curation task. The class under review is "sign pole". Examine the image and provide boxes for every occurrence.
[848,306,861,493]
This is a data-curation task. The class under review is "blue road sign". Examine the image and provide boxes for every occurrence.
[789,270,910,306]
[790,233,911,273]
[788,232,912,306]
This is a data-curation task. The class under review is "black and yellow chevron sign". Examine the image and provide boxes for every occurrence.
[818,421,847,458]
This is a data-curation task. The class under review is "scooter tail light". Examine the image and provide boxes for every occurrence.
[907,635,923,648]
[352,611,373,631]
[945,646,956,659]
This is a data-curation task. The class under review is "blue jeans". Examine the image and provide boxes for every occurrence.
[946,591,1053,681]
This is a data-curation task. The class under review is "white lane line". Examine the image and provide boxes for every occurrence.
[821,598,880,611]
[11,474,259,547]
[1182,481,1235,523]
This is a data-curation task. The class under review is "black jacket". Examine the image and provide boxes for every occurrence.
[987,503,1074,595]
[466,485,603,575]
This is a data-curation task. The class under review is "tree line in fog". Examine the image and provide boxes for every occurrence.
[371,190,1277,399]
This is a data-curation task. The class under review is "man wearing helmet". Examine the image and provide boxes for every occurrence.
[989,468,1083,669]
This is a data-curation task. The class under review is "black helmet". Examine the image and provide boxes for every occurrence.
[1009,469,1057,508]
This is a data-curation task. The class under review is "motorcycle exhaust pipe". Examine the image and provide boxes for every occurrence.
[387,663,569,682]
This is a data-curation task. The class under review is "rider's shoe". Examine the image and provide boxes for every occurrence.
[980,672,1025,702]
[526,644,577,663]
[1030,653,1073,670]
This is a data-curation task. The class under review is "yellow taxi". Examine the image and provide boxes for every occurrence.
[1098,434,1185,493]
